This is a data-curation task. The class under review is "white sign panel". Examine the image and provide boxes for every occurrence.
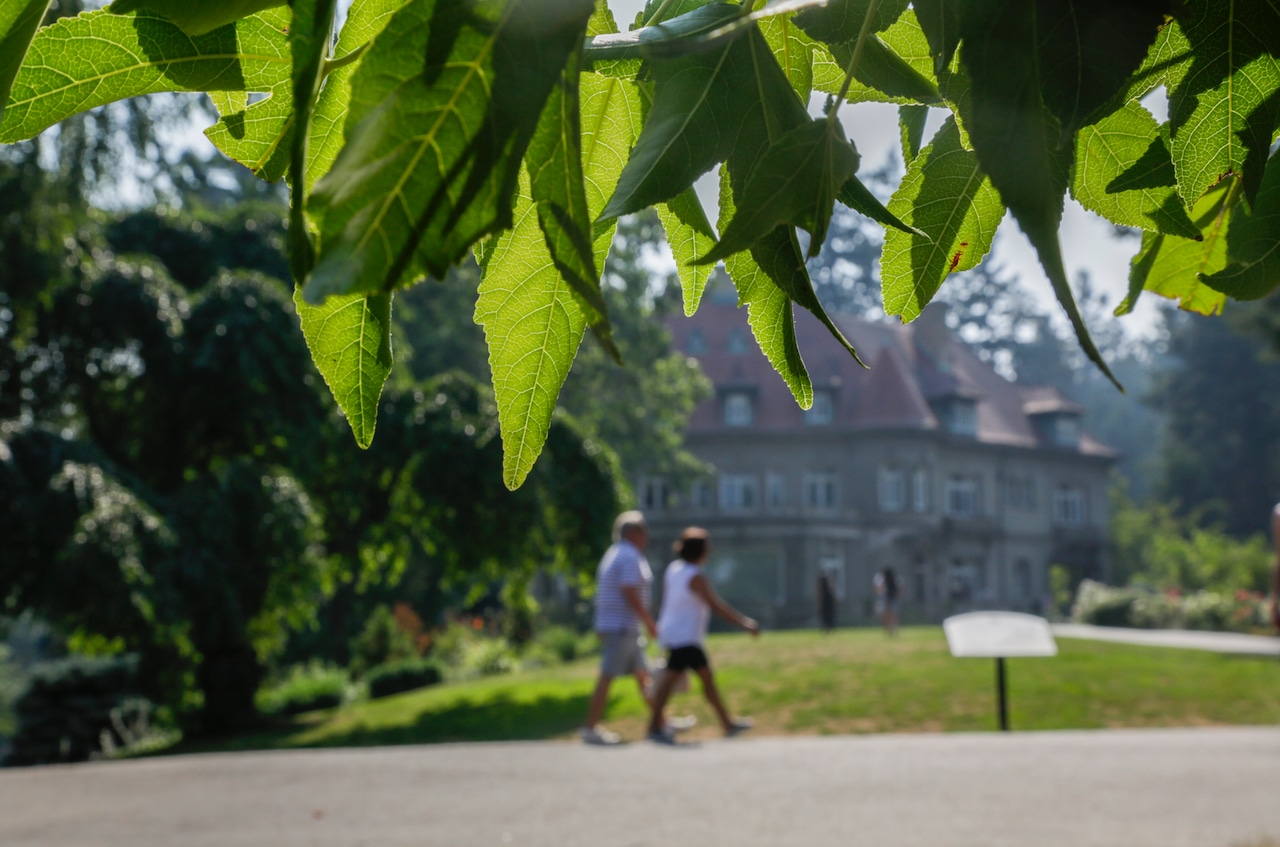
[943,611,1058,658]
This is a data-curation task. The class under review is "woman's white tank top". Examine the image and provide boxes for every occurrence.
[658,560,710,649]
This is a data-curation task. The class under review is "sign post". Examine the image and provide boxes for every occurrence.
[943,611,1057,732]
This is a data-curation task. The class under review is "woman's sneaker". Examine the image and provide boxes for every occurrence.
[646,726,678,745]
[666,714,697,733]
[724,718,754,738]
[579,726,622,746]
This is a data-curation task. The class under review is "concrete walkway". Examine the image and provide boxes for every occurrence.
[1053,623,1280,655]
[3,728,1280,847]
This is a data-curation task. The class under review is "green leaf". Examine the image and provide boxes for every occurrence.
[881,116,1005,322]
[811,8,940,105]
[0,8,291,143]
[794,0,910,44]
[1036,0,1170,136]
[1168,0,1280,205]
[1123,176,1239,316]
[656,187,718,315]
[760,13,816,100]
[0,0,50,125]
[293,288,394,449]
[1201,153,1280,300]
[719,166,813,407]
[288,0,339,283]
[108,0,286,36]
[837,172,923,236]
[1071,101,1201,240]
[475,6,643,490]
[305,0,595,303]
[899,103,928,165]
[699,118,859,264]
[959,0,1119,389]
[306,0,408,189]
[912,0,960,76]
[528,45,620,362]
[290,0,409,449]
[583,0,825,62]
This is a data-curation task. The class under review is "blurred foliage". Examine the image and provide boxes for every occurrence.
[255,661,351,717]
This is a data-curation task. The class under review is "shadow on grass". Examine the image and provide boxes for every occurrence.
[165,690,594,756]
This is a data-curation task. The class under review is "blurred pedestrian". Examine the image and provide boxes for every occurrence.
[873,566,900,636]
[817,570,837,633]
[1271,502,1280,630]
[648,527,758,743]
[580,511,657,745]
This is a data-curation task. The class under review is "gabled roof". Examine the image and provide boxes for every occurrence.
[668,285,1116,458]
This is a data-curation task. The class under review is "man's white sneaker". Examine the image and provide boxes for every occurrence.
[579,726,622,746]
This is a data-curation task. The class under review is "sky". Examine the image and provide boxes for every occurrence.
[607,0,1165,341]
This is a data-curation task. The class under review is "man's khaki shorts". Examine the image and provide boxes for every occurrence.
[598,631,648,677]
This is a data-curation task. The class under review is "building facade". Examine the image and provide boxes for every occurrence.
[642,286,1116,628]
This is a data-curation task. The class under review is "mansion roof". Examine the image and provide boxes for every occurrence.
[670,286,1116,459]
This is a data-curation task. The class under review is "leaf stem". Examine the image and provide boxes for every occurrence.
[323,41,369,75]
[827,0,881,124]
[641,0,680,26]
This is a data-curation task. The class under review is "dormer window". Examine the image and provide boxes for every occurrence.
[933,397,977,436]
[727,327,750,354]
[723,391,754,426]
[1051,414,1081,448]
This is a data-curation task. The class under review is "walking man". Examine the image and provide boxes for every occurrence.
[580,510,658,745]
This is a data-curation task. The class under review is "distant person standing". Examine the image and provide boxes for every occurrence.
[580,511,657,745]
[648,527,758,743]
[873,567,900,636]
[817,570,837,633]
[1271,503,1280,630]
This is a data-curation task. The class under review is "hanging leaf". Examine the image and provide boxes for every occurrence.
[760,13,816,100]
[699,118,859,264]
[794,0,910,44]
[899,103,929,165]
[476,3,642,490]
[657,187,718,316]
[1168,0,1280,205]
[108,0,286,36]
[294,289,394,449]
[836,174,922,236]
[0,0,50,125]
[1071,101,1200,240]
[912,0,960,76]
[959,0,1119,388]
[528,46,619,361]
[305,0,595,303]
[881,116,1005,322]
[1122,176,1239,316]
[0,9,290,143]
[287,0,338,283]
[1201,154,1280,300]
[811,8,939,105]
[719,167,813,408]
[1035,0,1170,136]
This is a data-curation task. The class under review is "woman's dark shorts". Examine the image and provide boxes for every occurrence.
[666,645,709,672]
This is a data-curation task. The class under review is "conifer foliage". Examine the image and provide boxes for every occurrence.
[3,0,1278,487]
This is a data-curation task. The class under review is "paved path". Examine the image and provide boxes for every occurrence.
[3,728,1280,847]
[1053,623,1280,655]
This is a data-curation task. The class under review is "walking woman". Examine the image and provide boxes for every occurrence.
[648,527,758,743]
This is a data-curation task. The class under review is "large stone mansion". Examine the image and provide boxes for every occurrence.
[641,284,1116,628]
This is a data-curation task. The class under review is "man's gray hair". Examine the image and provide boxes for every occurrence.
[613,510,647,542]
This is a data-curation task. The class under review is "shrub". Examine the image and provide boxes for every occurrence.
[431,621,477,668]
[535,625,582,663]
[366,660,443,699]
[256,662,351,716]
[6,654,146,766]
[466,639,515,676]
[349,605,418,676]
[1072,581,1270,633]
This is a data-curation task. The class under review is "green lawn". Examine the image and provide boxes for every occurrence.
[184,627,1280,753]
